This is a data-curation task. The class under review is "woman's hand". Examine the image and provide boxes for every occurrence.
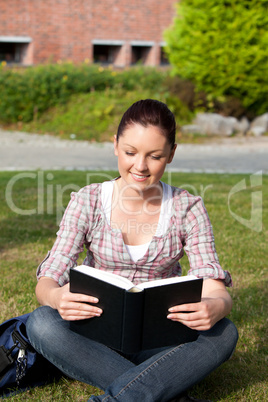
[35,277,103,321]
[167,297,225,331]
[51,283,103,321]
[167,279,232,331]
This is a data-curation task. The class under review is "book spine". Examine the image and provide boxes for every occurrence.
[120,291,144,353]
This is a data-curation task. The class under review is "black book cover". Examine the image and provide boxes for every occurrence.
[69,267,203,353]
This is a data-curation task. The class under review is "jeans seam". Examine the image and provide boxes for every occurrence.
[110,344,184,401]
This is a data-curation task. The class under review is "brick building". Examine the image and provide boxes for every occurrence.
[0,0,177,67]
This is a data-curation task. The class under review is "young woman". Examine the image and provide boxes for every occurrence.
[26,99,238,402]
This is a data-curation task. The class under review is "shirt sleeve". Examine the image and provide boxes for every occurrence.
[36,187,91,286]
[180,192,232,287]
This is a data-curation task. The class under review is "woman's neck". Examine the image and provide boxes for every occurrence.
[114,178,163,213]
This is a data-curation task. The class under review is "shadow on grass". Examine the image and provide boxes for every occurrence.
[193,345,267,401]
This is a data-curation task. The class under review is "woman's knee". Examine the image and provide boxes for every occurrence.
[26,306,62,352]
[220,318,238,343]
[212,318,239,360]
[199,318,239,364]
[223,318,239,359]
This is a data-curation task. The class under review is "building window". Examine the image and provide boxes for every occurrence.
[160,47,169,65]
[93,45,120,64]
[92,40,124,65]
[131,46,150,65]
[0,36,32,64]
[130,41,154,65]
[159,42,169,66]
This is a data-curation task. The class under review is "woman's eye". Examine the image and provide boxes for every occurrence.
[125,152,135,156]
[151,155,161,160]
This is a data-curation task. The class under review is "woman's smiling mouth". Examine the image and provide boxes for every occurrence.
[131,173,150,181]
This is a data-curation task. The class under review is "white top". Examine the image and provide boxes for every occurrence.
[101,180,173,262]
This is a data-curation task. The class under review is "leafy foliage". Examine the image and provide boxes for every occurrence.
[21,89,157,142]
[0,63,167,123]
[164,0,268,115]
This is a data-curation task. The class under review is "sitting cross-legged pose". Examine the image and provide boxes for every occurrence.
[26,99,238,402]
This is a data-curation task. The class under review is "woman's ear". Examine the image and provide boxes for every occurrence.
[114,135,119,156]
[167,144,177,164]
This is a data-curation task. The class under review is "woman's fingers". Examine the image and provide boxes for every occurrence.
[55,284,103,321]
[58,302,103,321]
[60,304,102,321]
[167,300,216,331]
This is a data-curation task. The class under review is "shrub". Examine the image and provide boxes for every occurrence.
[164,0,268,116]
[23,88,157,141]
[0,64,167,123]
[164,75,248,119]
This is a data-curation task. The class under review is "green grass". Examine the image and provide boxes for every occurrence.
[0,171,267,401]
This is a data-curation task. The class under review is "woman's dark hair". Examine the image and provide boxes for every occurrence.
[116,99,176,148]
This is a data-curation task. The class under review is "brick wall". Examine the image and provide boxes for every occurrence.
[0,0,177,66]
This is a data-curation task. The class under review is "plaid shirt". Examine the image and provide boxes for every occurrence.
[37,182,232,287]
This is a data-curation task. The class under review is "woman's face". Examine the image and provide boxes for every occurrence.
[114,123,176,194]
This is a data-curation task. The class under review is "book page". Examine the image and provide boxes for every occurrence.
[136,275,199,290]
[73,265,135,290]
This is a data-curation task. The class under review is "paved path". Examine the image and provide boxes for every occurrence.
[0,129,267,174]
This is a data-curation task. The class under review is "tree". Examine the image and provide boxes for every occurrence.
[164,0,268,115]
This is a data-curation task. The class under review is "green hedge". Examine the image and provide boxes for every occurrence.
[164,0,268,116]
[0,63,167,123]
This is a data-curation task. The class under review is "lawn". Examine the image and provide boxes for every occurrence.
[0,170,267,401]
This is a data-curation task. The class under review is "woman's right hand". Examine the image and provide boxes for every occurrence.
[51,283,103,321]
[36,278,103,321]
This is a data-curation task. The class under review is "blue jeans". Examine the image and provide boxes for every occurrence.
[26,306,238,402]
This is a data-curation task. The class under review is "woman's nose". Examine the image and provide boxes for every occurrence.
[135,155,148,171]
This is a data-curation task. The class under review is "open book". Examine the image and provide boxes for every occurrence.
[70,266,203,353]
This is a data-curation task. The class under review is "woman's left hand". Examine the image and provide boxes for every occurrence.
[167,278,233,331]
[167,297,224,331]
